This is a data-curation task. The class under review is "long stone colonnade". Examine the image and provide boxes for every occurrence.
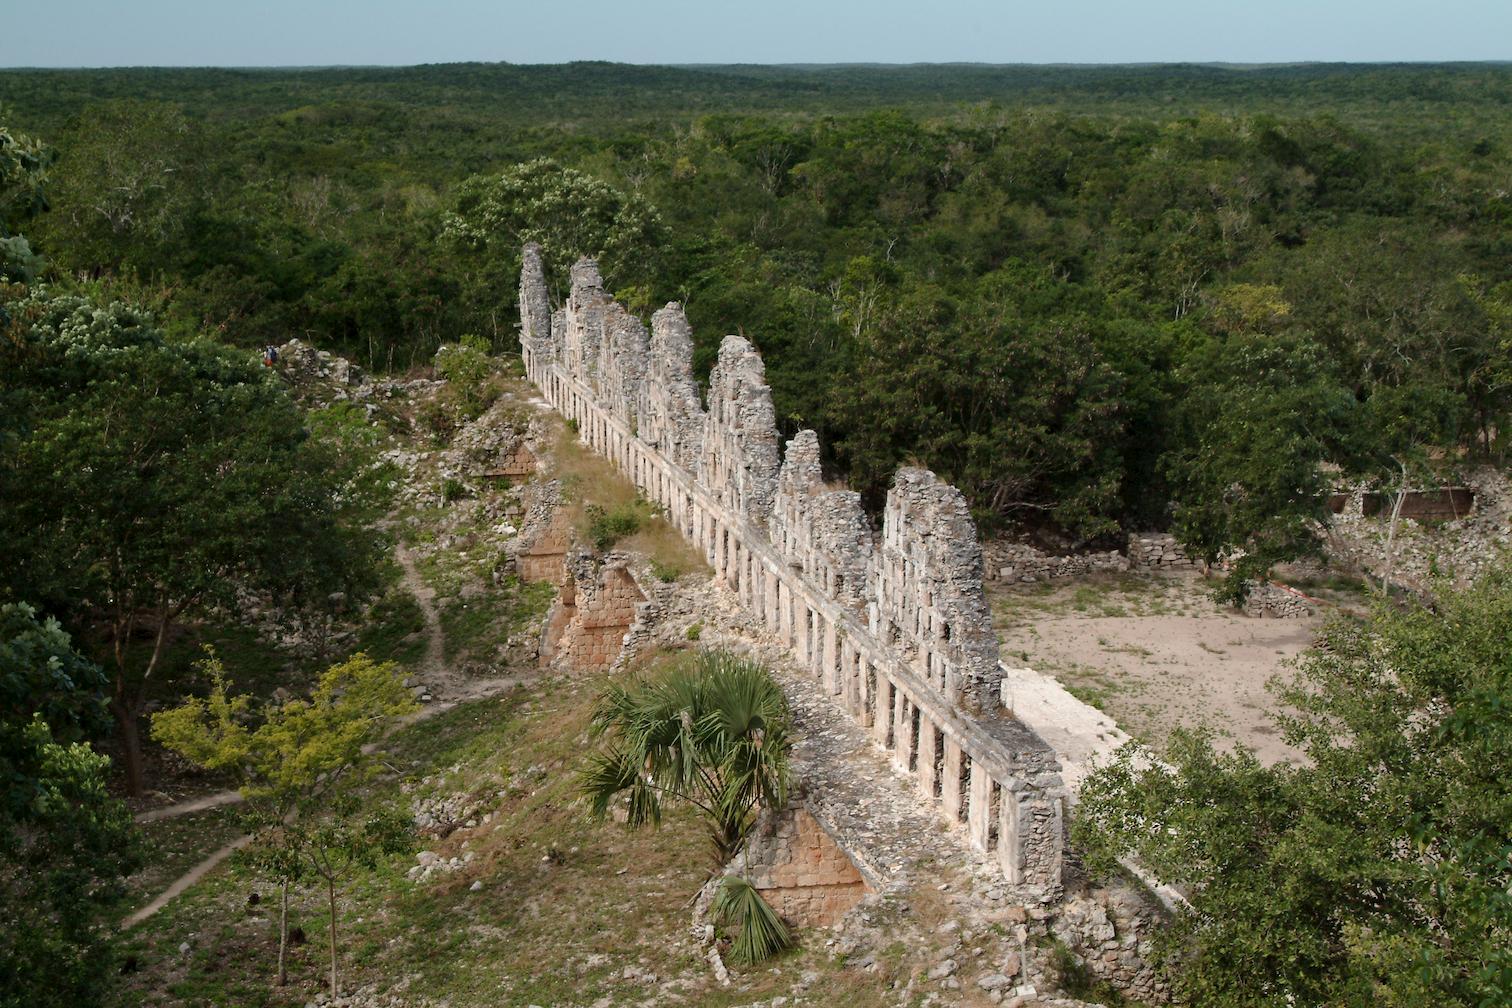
[518,244,1067,899]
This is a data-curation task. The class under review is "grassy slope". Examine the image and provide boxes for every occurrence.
[118,369,910,1007]
[120,671,920,1007]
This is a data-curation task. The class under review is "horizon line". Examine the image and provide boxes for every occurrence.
[3,58,1511,72]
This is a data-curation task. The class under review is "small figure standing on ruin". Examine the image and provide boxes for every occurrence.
[262,344,279,367]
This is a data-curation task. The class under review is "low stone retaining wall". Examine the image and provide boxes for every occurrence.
[983,534,1201,585]
[1126,533,1200,571]
[1241,582,1316,619]
[733,803,872,928]
[983,542,1127,584]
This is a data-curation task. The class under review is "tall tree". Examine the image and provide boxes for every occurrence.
[1165,330,1361,600]
[0,290,386,795]
[1074,566,1512,1007]
[443,157,663,306]
[153,651,416,992]
[0,604,139,1008]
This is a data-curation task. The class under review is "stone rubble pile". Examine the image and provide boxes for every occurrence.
[983,542,1128,584]
[1327,468,1512,593]
[1241,582,1316,619]
[1125,533,1200,570]
[303,983,424,1008]
[276,337,368,390]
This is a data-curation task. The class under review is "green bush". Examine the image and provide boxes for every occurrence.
[417,397,456,440]
[585,502,644,551]
[441,477,466,503]
[685,621,703,642]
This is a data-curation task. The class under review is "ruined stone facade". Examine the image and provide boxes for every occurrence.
[514,480,573,584]
[540,547,649,670]
[735,804,872,928]
[518,244,1067,899]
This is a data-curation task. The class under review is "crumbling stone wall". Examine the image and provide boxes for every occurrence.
[734,804,872,928]
[543,548,649,671]
[873,468,1001,710]
[1126,533,1200,571]
[514,480,572,584]
[984,541,1130,584]
[771,431,872,615]
[517,244,1067,900]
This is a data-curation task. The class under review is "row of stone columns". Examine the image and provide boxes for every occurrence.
[536,361,1031,891]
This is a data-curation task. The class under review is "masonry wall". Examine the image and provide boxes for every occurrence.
[519,244,1067,899]
[738,805,871,928]
[541,548,649,670]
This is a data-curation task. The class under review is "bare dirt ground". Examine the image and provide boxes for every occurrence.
[991,570,1343,767]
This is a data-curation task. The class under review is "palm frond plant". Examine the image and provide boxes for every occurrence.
[579,648,793,869]
[713,875,794,964]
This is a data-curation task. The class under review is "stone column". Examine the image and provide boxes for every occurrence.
[822,621,839,693]
[916,715,938,800]
[967,764,994,853]
[893,691,913,773]
[856,651,871,722]
[941,739,964,824]
[873,676,894,747]
[764,566,778,629]
[997,791,1023,885]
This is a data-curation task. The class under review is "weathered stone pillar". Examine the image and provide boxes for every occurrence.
[764,565,778,629]
[893,692,913,773]
[968,764,994,853]
[822,622,846,695]
[856,650,871,721]
[941,739,964,824]
[874,676,894,747]
[997,791,1023,884]
[839,639,855,706]
[916,716,939,800]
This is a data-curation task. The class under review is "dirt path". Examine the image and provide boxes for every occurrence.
[134,789,244,824]
[123,833,254,929]
[123,672,539,929]
[396,543,447,684]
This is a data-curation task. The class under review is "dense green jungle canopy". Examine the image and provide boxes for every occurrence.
[4,61,1511,543]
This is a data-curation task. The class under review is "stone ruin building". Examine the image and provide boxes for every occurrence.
[518,243,1068,901]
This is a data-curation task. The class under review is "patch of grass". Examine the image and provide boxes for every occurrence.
[121,806,248,922]
[439,576,555,666]
[585,500,648,550]
[355,587,428,668]
[121,657,943,1008]
[550,424,709,579]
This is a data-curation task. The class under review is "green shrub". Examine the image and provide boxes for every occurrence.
[650,558,680,583]
[585,502,644,551]
[441,477,466,503]
[685,621,703,642]
[417,397,456,440]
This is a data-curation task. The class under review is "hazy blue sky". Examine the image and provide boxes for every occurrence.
[3,0,1509,67]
